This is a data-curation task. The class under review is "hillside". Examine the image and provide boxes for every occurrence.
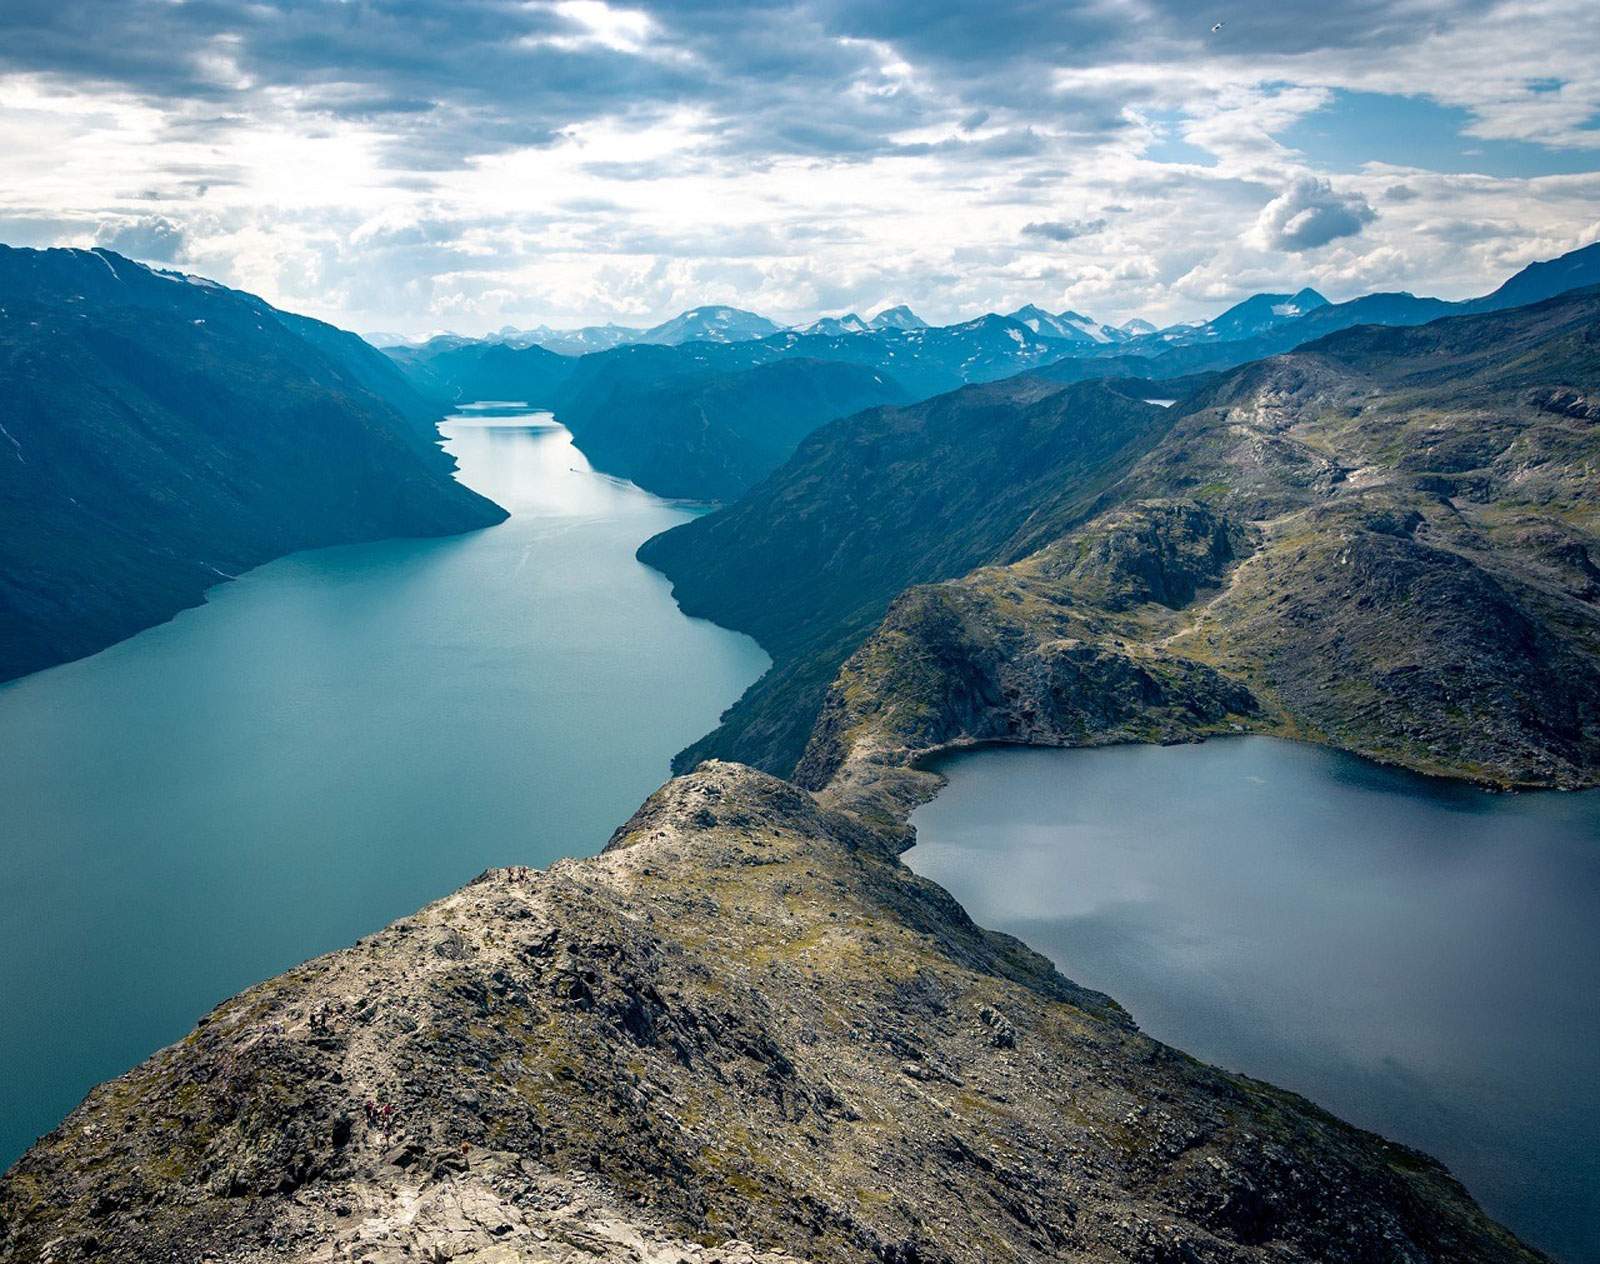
[638,380,1177,772]
[640,288,1600,787]
[555,355,912,501]
[798,287,1600,806]
[0,760,1543,1264]
[0,246,506,683]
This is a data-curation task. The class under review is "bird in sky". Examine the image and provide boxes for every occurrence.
[1211,21,1225,32]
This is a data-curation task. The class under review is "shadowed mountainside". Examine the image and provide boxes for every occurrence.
[638,379,1177,772]
[0,246,506,683]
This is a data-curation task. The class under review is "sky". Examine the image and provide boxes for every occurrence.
[1,0,1598,336]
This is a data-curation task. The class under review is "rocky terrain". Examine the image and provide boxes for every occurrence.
[649,287,1600,794]
[639,379,1176,773]
[0,246,505,683]
[0,762,1546,1263]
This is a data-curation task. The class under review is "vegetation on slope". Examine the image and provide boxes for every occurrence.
[798,288,1600,806]
[639,379,1189,774]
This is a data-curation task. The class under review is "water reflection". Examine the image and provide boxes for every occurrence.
[906,737,1600,1263]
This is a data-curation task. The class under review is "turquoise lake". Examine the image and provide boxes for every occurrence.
[906,738,1600,1264]
[0,408,768,1169]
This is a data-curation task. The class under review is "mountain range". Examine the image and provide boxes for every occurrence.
[639,282,1600,789]
[384,243,1600,506]
[7,261,1593,1264]
[389,243,1596,371]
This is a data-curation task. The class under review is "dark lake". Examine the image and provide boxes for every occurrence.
[906,737,1600,1264]
[0,407,768,1169]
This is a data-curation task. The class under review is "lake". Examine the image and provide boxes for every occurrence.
[0,407,768,1169]
[905,738,1600,1263]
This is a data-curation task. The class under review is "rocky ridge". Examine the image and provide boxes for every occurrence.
[672,289,1600,800]
[0,764,1545,1263]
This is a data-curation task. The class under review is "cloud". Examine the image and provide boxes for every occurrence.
[95,214,186,261]
[0,1,1595,332]
[1253,177,1376,252]
[1021,218,1107,243]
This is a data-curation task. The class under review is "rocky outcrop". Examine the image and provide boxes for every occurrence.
[0,764,1544,1263]
[786,290,1600,803]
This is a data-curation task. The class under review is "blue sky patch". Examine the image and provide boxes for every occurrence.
[1280,90,1600,179]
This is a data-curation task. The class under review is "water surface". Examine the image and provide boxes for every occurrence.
[0,408,768,1168]
[907,738,1600,1264]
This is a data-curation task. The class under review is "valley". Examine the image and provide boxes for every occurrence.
[2,243,1598,1264]
[0,408,767,1173]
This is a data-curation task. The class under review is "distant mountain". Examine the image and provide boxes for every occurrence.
[868,304,926,330]
[639,305,781,345]
[0,246,504,683]
[1006,304,1094,343]
[1043,241,1600,384]
[387,308,1075,428]
[555,353,911,500]
[502,322,639,355]
[1007,305,1129,344]
[1119,317,1157,335]
[362,330,417,349]
[794,313,872,337]
[1196,287,1329,341]
[1463,241,1600,313]
[478,308,784,355]
[384,337,576,407]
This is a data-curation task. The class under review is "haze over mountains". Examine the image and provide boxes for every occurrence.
[383,242,1600,503]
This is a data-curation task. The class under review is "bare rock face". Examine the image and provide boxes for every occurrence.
[0,763,1542,1263]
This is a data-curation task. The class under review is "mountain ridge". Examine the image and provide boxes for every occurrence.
[0,757,1547,1263]
[0,245,506,683]
[639,285,1600,788]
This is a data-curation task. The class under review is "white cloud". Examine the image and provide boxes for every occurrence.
[0,0,1596,334]
[1253,177,1377,252]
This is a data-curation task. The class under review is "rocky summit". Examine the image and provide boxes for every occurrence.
[0,762,1544,1262]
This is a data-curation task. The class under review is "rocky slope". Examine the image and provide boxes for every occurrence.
[0,246,506,683]
[798,288,1600,807]
[641,287,1600,791]
[639,379,1176,773]
[0,761,1545,1263]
